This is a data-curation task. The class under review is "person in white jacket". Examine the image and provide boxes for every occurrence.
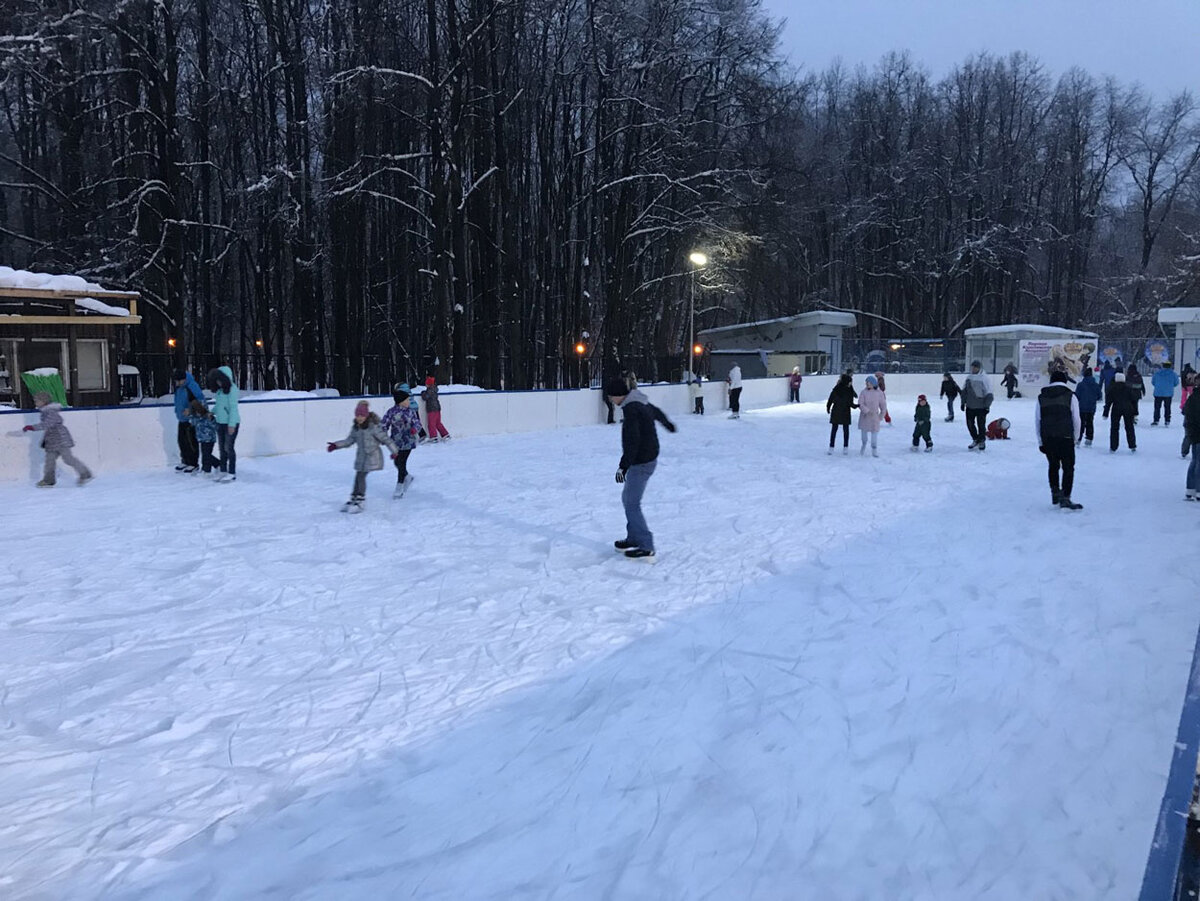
[726,364,743,419]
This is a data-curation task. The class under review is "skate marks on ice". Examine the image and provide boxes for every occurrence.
[1,397,1196,899]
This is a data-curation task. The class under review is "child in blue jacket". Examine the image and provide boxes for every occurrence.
[186,399,219,474]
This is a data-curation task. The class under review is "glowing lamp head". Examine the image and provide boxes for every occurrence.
[693,344,704,355]
[688,252,708,267]
[575,343,586,355]
[167,338,177,348]
[255,339,264,348]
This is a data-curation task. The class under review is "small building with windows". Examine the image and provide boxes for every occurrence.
[0,276,142,408]
[964,324,1099,375]
[1157,308,1200,370]
[698,311,857,380]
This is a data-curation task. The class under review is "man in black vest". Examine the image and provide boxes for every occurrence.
[1035,369,1083,509]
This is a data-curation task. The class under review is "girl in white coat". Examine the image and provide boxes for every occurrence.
[857,375,889,457]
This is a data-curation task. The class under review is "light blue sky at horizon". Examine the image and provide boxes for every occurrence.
[760,0,1200,101]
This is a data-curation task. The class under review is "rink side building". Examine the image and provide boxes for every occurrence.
[698,312,856,380]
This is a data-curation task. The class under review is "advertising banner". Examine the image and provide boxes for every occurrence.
[1144,339,1171,366]
[1019,339,1096,387]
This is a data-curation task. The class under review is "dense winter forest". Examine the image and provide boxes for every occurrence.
[1,0,1199,391]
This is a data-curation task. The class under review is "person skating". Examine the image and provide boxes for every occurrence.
[1002,362,1019,399]
[207,365,240,482]
[1184,385,1200,499]
[872,371,892,424]
[1151,361,1180,426]
[940,373,960,421]
[960,361,994,450]
[1099,359,1117,403]
[787,366,802,403]
[1103,371,1137,453]
[186,399,219,475]
[726,364,743,419]
[22,391,93,487]
[912,395,933,452]
[1074,368,1101,447]
[327,400,400,513]
[826,374,858,454]
[1126,364,1145,423]
[423,374,451,441]
[1184,369,1197,459]
[689,373,705,414]
[857,374,888,457]
[1036,369,1083,509]
[606,378,676,561]
[172,369,207,472]
[381,383,422,497]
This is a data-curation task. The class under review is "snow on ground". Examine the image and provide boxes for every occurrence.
[1,394,1196,900]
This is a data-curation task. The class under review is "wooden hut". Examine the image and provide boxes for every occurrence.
[0,285,142,408]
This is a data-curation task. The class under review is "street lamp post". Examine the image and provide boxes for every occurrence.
[688,252,707,383]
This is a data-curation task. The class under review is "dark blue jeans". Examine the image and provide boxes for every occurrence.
[217,424,238,475]
[1189,444,1200,493]
[621,461,657,551]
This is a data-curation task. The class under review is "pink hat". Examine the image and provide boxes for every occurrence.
[355,400,369,417]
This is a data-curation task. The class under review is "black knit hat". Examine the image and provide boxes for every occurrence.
[173,369,186,381]
[604,378,629,397]
[1050,369,1068,383]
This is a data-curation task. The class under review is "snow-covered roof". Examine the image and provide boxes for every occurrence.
[117,364,140,376]
[1157,307,1200,325]
[963,324,1098,339]
[699,311,856,337]
[0,267,136,316]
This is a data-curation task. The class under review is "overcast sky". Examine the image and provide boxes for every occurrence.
[760,0,1200,102]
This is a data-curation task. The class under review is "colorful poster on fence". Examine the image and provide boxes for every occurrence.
[1019,339,1096,387]
[1144,339,1171,365]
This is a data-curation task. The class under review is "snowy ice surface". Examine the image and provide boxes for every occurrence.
[2,396,1195,900]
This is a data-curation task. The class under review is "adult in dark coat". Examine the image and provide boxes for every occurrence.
[607,379,676,559]
[1073,369,1102,447]
[1103,372,1137,452]
[1125,364,1145,421]
[600,347,622,424]
[826,374,858,453]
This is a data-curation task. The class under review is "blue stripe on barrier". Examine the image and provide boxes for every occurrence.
[1140,620,1200,900]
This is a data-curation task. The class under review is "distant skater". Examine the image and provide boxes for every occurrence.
[423,374,451,441]
[727,364,743,419]
[689,374,705,415]
[940,373,960,422]
[1074,368,1101,447]
[826,373,857,454]
[23,391,93,487]
[788,366,802,403]
[1151,361,1179,426]
[911,395,933,452]
[207,365,240,482]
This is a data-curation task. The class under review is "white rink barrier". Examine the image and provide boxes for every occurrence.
[0,372,973,482]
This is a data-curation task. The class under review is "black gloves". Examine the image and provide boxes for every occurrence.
[615,469,626,484]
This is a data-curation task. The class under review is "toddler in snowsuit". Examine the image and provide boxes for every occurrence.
[912,395,933,451]
[986,418,1011,441]
[186,399,219,474]
[327,400,399,512]
[381,382,423,496]
[23,391,93,487]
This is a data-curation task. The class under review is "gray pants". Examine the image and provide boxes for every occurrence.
[352,471,368,499]
[621,461,657,551]
[44,448,92,485]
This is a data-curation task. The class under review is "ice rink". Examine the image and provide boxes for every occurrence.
[3,393,1196,899]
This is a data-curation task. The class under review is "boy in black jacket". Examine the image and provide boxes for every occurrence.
[606,379,676,560]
